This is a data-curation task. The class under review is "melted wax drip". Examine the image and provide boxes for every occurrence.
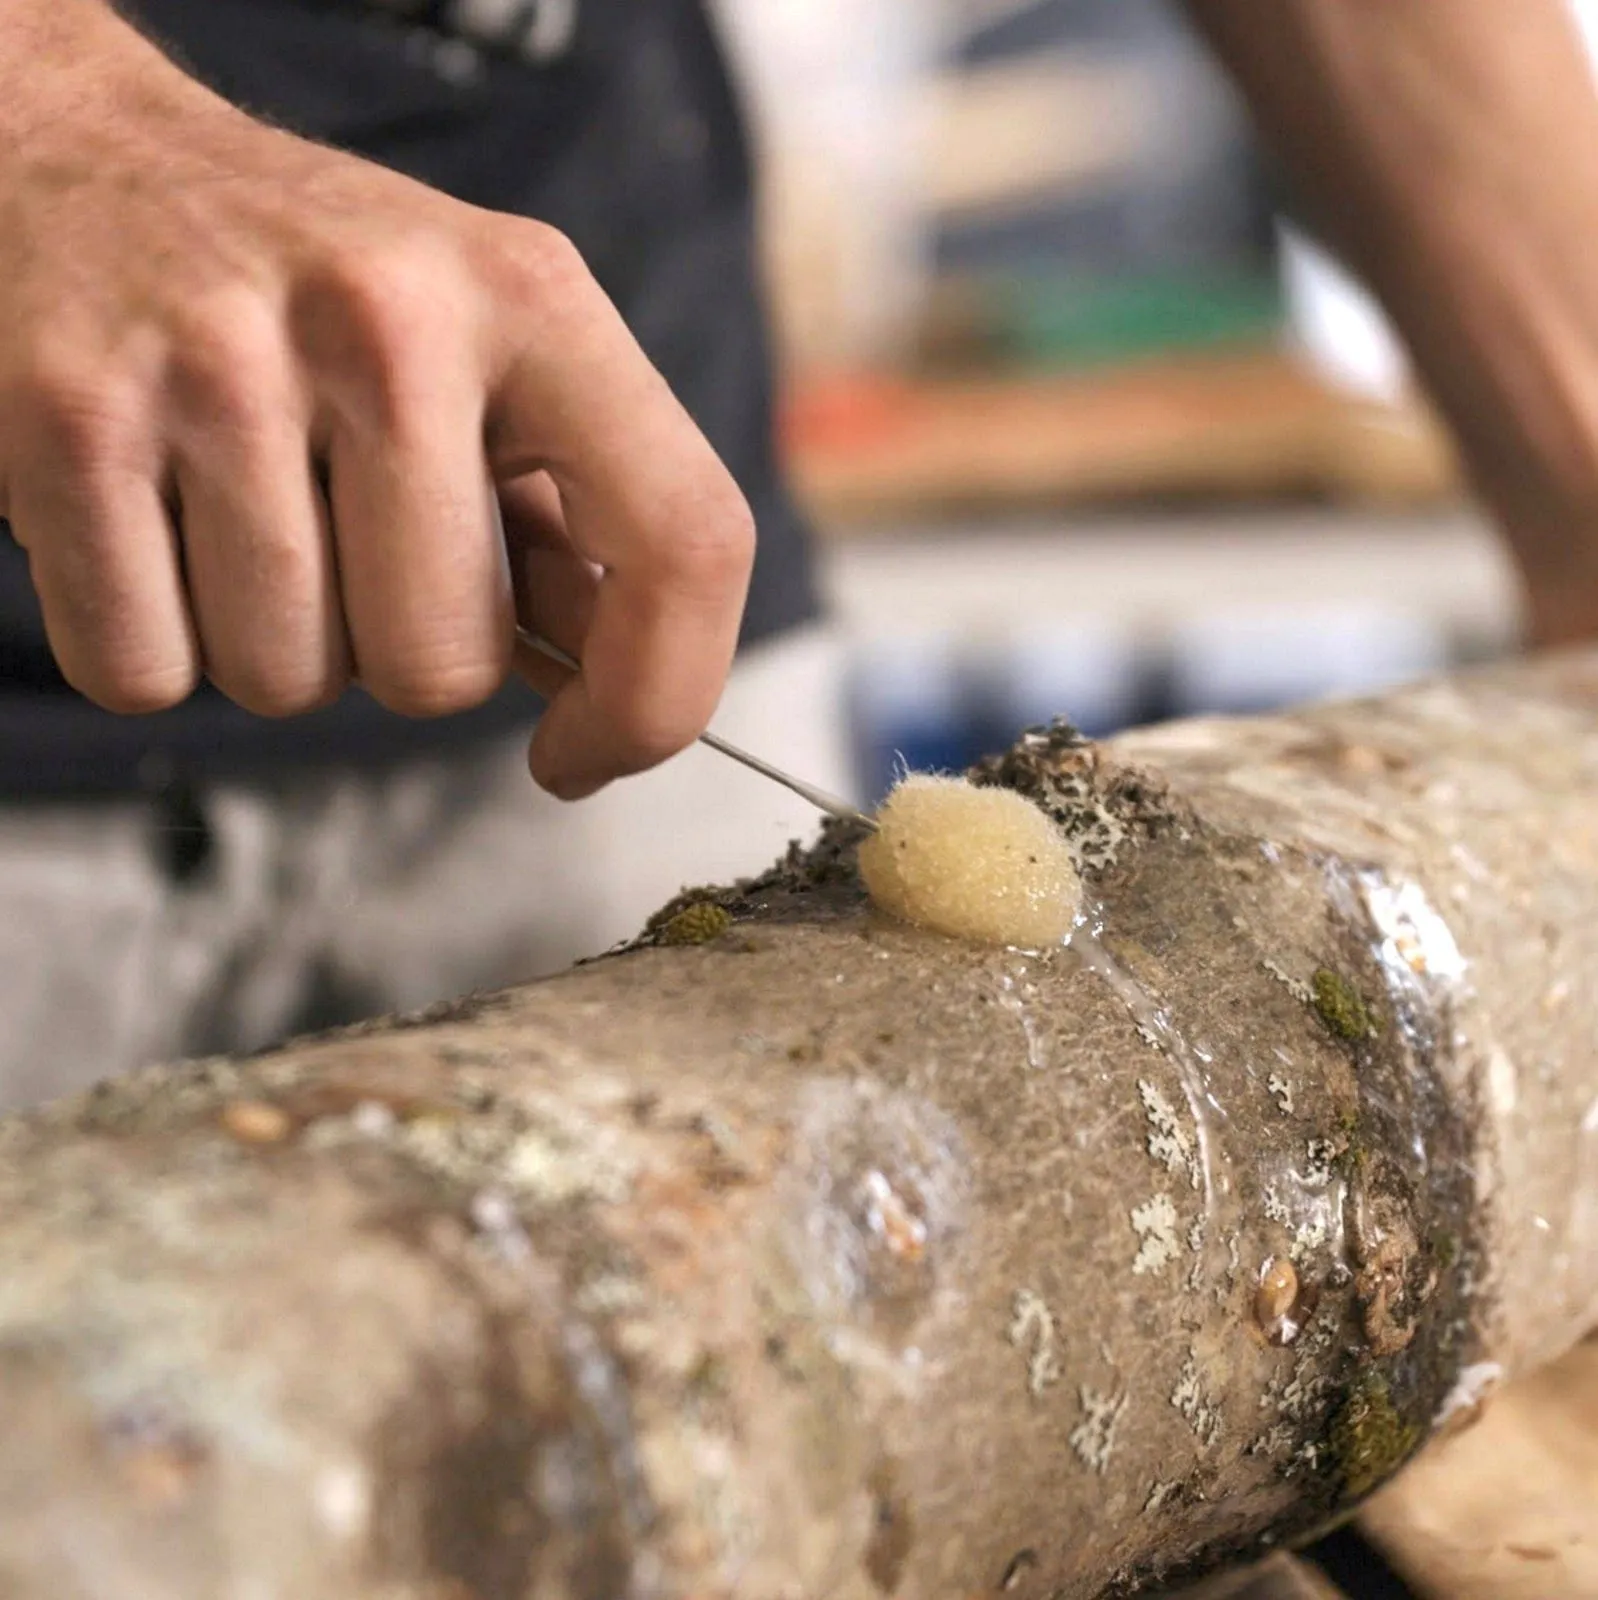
[1068,912,1227,1276]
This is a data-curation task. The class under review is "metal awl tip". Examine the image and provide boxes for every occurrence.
[515,627,877,832]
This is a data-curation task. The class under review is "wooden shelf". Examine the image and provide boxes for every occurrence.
[781,349,1462,533]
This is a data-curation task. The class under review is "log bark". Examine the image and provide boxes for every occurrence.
[3,652,1598,1600]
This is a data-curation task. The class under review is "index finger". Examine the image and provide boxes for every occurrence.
[482,228,754,799]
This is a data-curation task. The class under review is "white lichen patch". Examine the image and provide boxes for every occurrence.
[1214,1231,1242,1303]
[1262,959,1311,1003]
[1259,1315,1338,1442]
[1303,1139,1336,1187]
[1259,1177,1336,1263]
[351,1099,397,1139]
[1145,1480,1179,1512]
[1270,1182,1338,1260]
[1267,1073,1295,1115]
[358,1086,642,1210]
[1247,1422,1294,1460]
[1002,726,1131,872]
[1007,1289,1062,1399]
[469,1188,534,1265]
[575,1272,649,1319]
[1130,1193,1181,1276]
[1070,1385,1128,1474]
[1185,1217,1207,1289]
[1170,1352,1222,1449]
[499,1123,636,1206]
[1138,1079,1199,1189]
[1291,1214,1332,1260]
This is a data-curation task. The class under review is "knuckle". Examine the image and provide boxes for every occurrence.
[331,243,456,346]
[15,354,144,471]
[485,219,593,307]
[660,481,756,592]
[169,300,285,433]
[237,528,327,605]
[309,243,466,425]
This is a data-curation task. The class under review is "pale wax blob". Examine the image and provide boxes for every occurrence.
[859,774,1082,947]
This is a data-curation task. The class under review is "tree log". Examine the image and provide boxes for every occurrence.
[3,652,1598,1600]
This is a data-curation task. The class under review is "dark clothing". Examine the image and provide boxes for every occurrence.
[0,0,815,795]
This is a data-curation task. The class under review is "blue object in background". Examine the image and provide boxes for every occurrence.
[848,634,995,803]
[981,620,1153,745]
[1165,604,1449,719]
[845,606,1462,799]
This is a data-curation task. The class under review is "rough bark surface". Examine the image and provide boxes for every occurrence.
[3,653,1597,1600]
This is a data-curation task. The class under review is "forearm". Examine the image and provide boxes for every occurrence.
[1186,0,1598,644]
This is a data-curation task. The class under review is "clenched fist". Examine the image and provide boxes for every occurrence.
[0,1,754,798]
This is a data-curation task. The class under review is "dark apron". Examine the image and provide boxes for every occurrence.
[0,0,815,794]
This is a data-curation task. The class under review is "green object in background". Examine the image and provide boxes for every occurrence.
[988,271,1285,371]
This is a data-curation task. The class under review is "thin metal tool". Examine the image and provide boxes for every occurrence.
[516,627,877,831]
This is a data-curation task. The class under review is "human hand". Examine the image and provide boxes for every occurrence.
[0,5,754,798]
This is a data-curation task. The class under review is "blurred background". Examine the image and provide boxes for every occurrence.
[712,0,1568,804]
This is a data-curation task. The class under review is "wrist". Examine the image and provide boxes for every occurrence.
[0,0,225,151]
